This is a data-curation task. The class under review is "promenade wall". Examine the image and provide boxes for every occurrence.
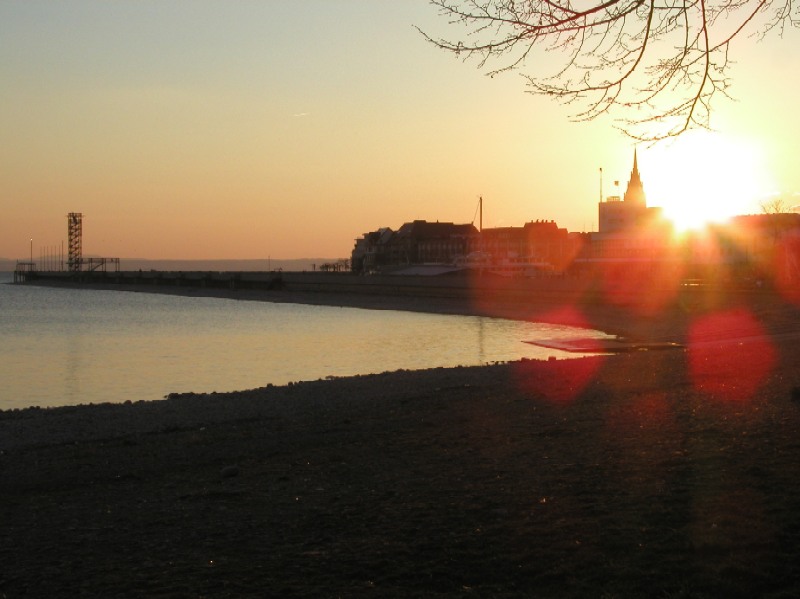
[23,269,598,301]
[20,268,773,314]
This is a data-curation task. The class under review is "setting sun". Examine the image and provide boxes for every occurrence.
[643,131,774,232]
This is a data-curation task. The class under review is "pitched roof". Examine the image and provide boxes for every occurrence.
[395,220,477,239]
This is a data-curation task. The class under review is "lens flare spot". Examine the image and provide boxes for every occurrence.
[513,354,604,403]
[598,258,683,316]
[687,309,776,402]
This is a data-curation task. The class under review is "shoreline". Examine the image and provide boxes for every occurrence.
[4,278,800,596]
[3,334,800,596]
[19,274,783,343]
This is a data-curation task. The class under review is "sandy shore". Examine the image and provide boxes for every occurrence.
[3,284,800,597]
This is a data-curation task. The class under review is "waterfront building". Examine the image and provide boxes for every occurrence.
[351,217,584,275]
[598,150,648,234]
[472,220,580,275]
[351,221,477,274]
[590,150,671,260]
[350,151,800,287]
[351,227,394,274]
[723,213,800,285]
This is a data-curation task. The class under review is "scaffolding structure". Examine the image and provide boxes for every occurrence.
[67,212,82,272]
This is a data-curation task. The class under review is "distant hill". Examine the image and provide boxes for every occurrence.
[0,258,342,273]
[0,259,18,272]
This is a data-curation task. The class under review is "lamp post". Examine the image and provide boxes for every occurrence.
[30,239,32,264]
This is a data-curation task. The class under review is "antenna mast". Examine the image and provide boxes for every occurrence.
[599,168,603,203]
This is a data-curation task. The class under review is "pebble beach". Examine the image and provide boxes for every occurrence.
[3,283,800,597]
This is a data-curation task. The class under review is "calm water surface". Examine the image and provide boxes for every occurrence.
[0,274,611,409]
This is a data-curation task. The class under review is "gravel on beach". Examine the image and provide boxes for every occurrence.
[3,286,800,597]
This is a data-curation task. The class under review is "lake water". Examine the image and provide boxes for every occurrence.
[0,273,611,410]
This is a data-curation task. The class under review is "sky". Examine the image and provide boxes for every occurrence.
[2,1,799,261]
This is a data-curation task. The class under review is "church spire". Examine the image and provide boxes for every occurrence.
[623,149,646,205]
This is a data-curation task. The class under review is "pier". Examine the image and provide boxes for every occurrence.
[13,266,776,311]
[13,262,36,284]
[13,212,121,284]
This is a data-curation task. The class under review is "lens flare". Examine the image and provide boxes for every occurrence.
[687,309,776,402]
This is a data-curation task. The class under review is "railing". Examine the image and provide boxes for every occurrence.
[82,257,121,272]
[13,261,36,283]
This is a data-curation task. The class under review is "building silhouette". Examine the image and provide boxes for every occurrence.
[586,151,671,264]
[351,151,800,286]
[597,150,654,233]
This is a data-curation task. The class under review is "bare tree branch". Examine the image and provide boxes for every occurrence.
[761,196,789,213]
[419,0,799,140]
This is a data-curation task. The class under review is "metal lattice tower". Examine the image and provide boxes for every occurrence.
[67,212,83,271]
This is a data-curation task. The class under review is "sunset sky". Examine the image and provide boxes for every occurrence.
[2,1,799,261]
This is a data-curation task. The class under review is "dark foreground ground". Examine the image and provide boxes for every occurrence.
[3,287,800,597]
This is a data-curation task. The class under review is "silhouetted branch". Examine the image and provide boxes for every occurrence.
[420,0,798,140]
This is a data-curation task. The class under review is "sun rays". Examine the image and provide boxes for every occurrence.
[643,131,774,233]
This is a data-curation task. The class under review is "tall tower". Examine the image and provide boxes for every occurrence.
[67,212,83,271]
[623,149,646,205]
[598,151,649,233]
